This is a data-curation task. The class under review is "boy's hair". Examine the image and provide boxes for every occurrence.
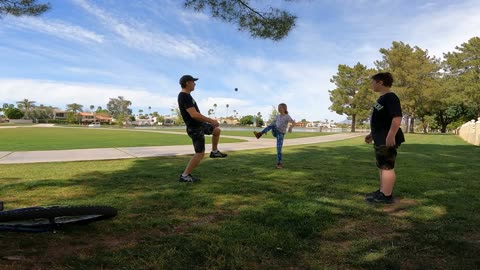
[371,72,394,87]
[279,103,288,114]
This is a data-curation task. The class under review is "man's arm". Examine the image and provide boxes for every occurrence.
[386,116,402,147]
[186,107,219,127]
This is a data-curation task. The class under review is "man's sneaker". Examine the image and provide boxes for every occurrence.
[179,174,199,183]
[210,151,227,158]
[365,191,393,204]
[365,189,381,199]
[277,162,283,169]
[253,131,262,139]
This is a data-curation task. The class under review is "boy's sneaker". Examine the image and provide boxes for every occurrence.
[365,189,381,199]
[253,131,262,139]
[365,191,393,204]
[179,174,200,183]
[210,150,227,158]
[277,163,283,169]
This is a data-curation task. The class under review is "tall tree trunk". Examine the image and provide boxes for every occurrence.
[404,115,410,133]
[351,114,356,132]
[440,124,447,133]
[421,118,428,133]
[409,111,415,133]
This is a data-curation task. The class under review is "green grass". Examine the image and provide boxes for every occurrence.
[0,134,479,269]
[163,129,334,139]
[0,127,244,151]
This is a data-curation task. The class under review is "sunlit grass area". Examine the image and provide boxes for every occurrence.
[0,127,244,151]
[0,134,479,269]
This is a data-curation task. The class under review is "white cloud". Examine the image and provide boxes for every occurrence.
[72,0,209,59]
[4,16,103,43]
[402,0,480,58]
[0,79,176,111]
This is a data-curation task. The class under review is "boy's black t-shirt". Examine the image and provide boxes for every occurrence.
[178,92,202,129]
[370,92,405,146]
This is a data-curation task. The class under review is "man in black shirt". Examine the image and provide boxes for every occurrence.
[177,75,227,183]
[364,72,405,203]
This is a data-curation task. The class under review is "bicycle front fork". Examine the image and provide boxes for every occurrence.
[0,201,3,211]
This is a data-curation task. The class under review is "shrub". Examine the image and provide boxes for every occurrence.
[4,108,24,119]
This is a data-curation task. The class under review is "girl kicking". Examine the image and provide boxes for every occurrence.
[254,103,295,169]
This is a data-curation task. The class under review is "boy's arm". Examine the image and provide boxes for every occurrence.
[186,107,219,127]
[386,117,402,147]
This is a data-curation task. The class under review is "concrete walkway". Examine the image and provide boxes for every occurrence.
[0,133,363,164]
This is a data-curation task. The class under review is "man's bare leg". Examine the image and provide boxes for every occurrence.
[183,152,204,175]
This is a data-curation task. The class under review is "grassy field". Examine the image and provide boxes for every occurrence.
[0,127,244,151]
[0,134,479,269]
[162,129,334,139]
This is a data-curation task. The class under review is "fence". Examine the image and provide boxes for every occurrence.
[458,118,480,146]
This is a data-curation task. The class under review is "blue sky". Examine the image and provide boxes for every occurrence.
[1,0,479,121]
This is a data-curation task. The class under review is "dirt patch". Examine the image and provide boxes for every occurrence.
[382,198,419,217]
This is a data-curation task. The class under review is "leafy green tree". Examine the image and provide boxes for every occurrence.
[329,63,376,132]
[239,115,254,125]
[4,107,24,119]
[0,0,50,17]
[184,0,296,41]
[443,37,480,118]
[268,105,278,122]
[30,105,55,123]
[375,41,441,133]
[107,96,132,125]
[256,112,264,127]
[174,107,185,125]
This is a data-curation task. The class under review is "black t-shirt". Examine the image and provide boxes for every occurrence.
[178,92,202,129]
[370,92,405,146]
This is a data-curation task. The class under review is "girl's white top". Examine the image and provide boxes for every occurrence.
[275,114,294,133]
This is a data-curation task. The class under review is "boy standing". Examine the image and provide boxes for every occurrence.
[177,75,227,183]
[365,72,405,204]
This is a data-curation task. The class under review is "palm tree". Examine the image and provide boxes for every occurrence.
[66,103,83,114]
[16,99,36,119]
[90,105,95,112]
[213,103,217,118]
[226,104,229,118]
[66,103,84,124]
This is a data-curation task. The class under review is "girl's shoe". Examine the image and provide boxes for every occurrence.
[277,163,283,169]
[253,131,262,139]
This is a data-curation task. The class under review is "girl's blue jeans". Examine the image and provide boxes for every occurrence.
[261,124,285,163]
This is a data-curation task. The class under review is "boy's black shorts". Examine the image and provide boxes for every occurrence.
[187,123,215,153]
[374,145,399,170]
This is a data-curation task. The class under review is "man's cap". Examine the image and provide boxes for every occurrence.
[179,75,198,85]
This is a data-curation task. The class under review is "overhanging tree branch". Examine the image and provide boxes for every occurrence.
[183,0,297,41]
[0,0,50,17]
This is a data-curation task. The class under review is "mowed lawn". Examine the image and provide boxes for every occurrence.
[0,134,479,269]
[0,127,244,151]
[163,129,335,139]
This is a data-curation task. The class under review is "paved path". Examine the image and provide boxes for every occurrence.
[0,133,363,164]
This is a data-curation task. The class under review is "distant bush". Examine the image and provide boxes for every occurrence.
[4,108,24,119]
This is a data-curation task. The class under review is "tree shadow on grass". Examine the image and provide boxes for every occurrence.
[0,140,479,269]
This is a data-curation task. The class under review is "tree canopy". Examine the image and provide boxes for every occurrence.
[0,0,50,17]
[329,63,376,132]
[184,0,297,41]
